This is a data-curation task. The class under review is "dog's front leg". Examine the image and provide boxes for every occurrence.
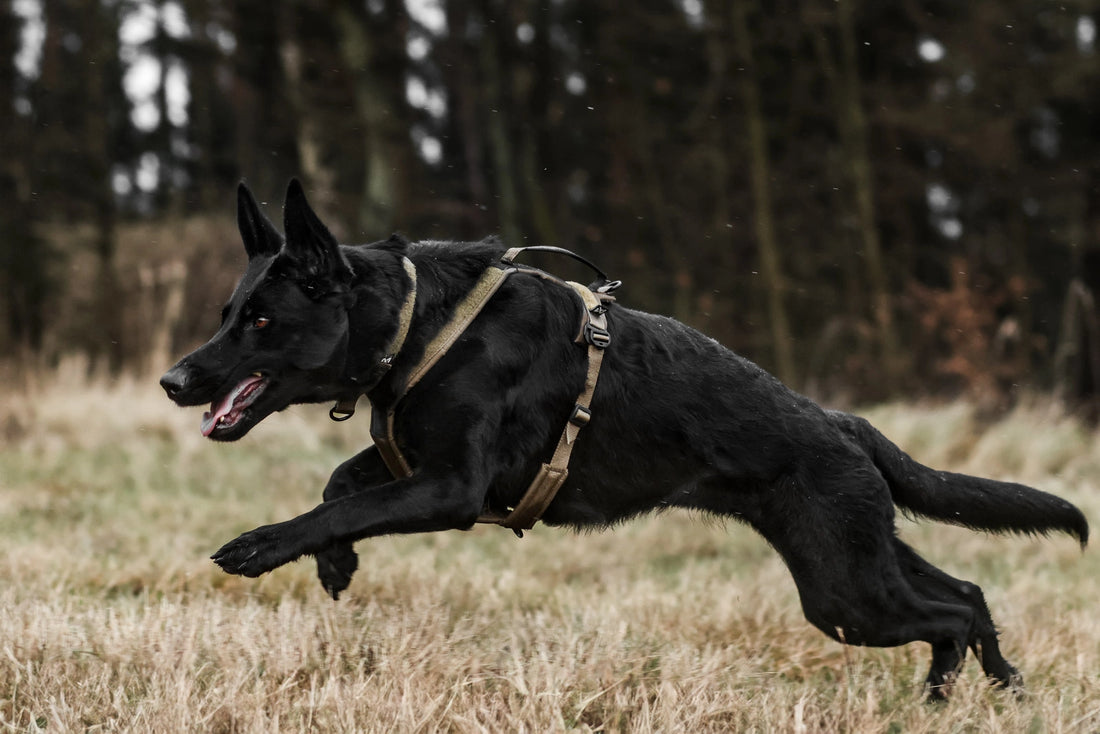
[211,469,487,579]
[314,446,395,598]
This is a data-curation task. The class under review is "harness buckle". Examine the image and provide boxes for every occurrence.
[584,322,611,349]
[594,279,622,294]
[569,405,592,427]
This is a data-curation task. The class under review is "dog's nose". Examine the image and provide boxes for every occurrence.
[160,365,188,399]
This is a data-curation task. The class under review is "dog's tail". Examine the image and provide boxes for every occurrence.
[829,411,1089,548]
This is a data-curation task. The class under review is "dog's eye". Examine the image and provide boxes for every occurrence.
[252,316,271,330]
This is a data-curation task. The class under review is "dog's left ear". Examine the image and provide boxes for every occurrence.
[281,178,353,290]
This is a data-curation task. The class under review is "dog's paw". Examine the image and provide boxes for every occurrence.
[315,544,359,600]
[211,523,301,577]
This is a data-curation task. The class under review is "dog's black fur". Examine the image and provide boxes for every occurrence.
[162,181,1088,698]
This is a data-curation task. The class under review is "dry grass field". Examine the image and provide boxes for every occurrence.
[1,361,1098,732]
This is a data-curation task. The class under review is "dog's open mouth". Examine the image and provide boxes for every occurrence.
[201,373,267,437]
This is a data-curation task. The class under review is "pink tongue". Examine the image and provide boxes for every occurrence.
[201,375,263,436]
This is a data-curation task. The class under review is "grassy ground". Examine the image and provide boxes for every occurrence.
[1,363,1098,732]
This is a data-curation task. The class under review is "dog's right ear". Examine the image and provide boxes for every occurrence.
[237,182,283,259]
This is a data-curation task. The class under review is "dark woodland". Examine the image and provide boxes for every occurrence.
[3,0,1100,408]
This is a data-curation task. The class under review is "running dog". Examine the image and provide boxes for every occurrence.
[161,180,1088,698]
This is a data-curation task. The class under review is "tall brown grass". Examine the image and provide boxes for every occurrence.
[1,364,1098,732]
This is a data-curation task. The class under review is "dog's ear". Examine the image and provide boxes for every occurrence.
[281,178,353,288]
[237,182,283,259]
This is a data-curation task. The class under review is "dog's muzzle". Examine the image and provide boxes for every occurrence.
[159,364,190,402]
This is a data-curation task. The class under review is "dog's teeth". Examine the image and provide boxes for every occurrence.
[252,372,263,377]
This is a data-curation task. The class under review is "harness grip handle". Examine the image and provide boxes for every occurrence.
[502,246,620,293]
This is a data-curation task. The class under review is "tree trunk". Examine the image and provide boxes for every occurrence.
[520,2,559,247]
[0,3,47,354]
[1054,280,1100,422]
[479,9,522,247]
[83,0,124,371]
[333,4,396,236]
[730,0,796,385]
[279,32,336,211]
[442,0,489,236]
[834,0,901,386]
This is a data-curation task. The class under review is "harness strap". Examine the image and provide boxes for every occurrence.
[477,282,610,532]
[388,257,420,364]
[405,264,512,393]
[370,404,411,477]
[360,248,616,534]
[330,257,417,422]
[368,263,513,478]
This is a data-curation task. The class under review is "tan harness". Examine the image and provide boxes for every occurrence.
[331,247,617,534]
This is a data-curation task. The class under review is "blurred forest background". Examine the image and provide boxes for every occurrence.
[2,0,1100,409]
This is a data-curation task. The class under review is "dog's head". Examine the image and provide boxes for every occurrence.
[160,180,357,440]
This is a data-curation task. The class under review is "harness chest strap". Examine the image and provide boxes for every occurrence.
[368,262,514,477]
[484,283,608,531]
[366,255,612,532]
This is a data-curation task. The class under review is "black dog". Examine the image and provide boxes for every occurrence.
[161,180,1088,698]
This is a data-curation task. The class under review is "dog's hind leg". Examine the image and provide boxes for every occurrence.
[314,447,394,599]
[784,545,980,700]
[781,549,978,699]
[892,539,1022,694]
[744,466,982,700]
